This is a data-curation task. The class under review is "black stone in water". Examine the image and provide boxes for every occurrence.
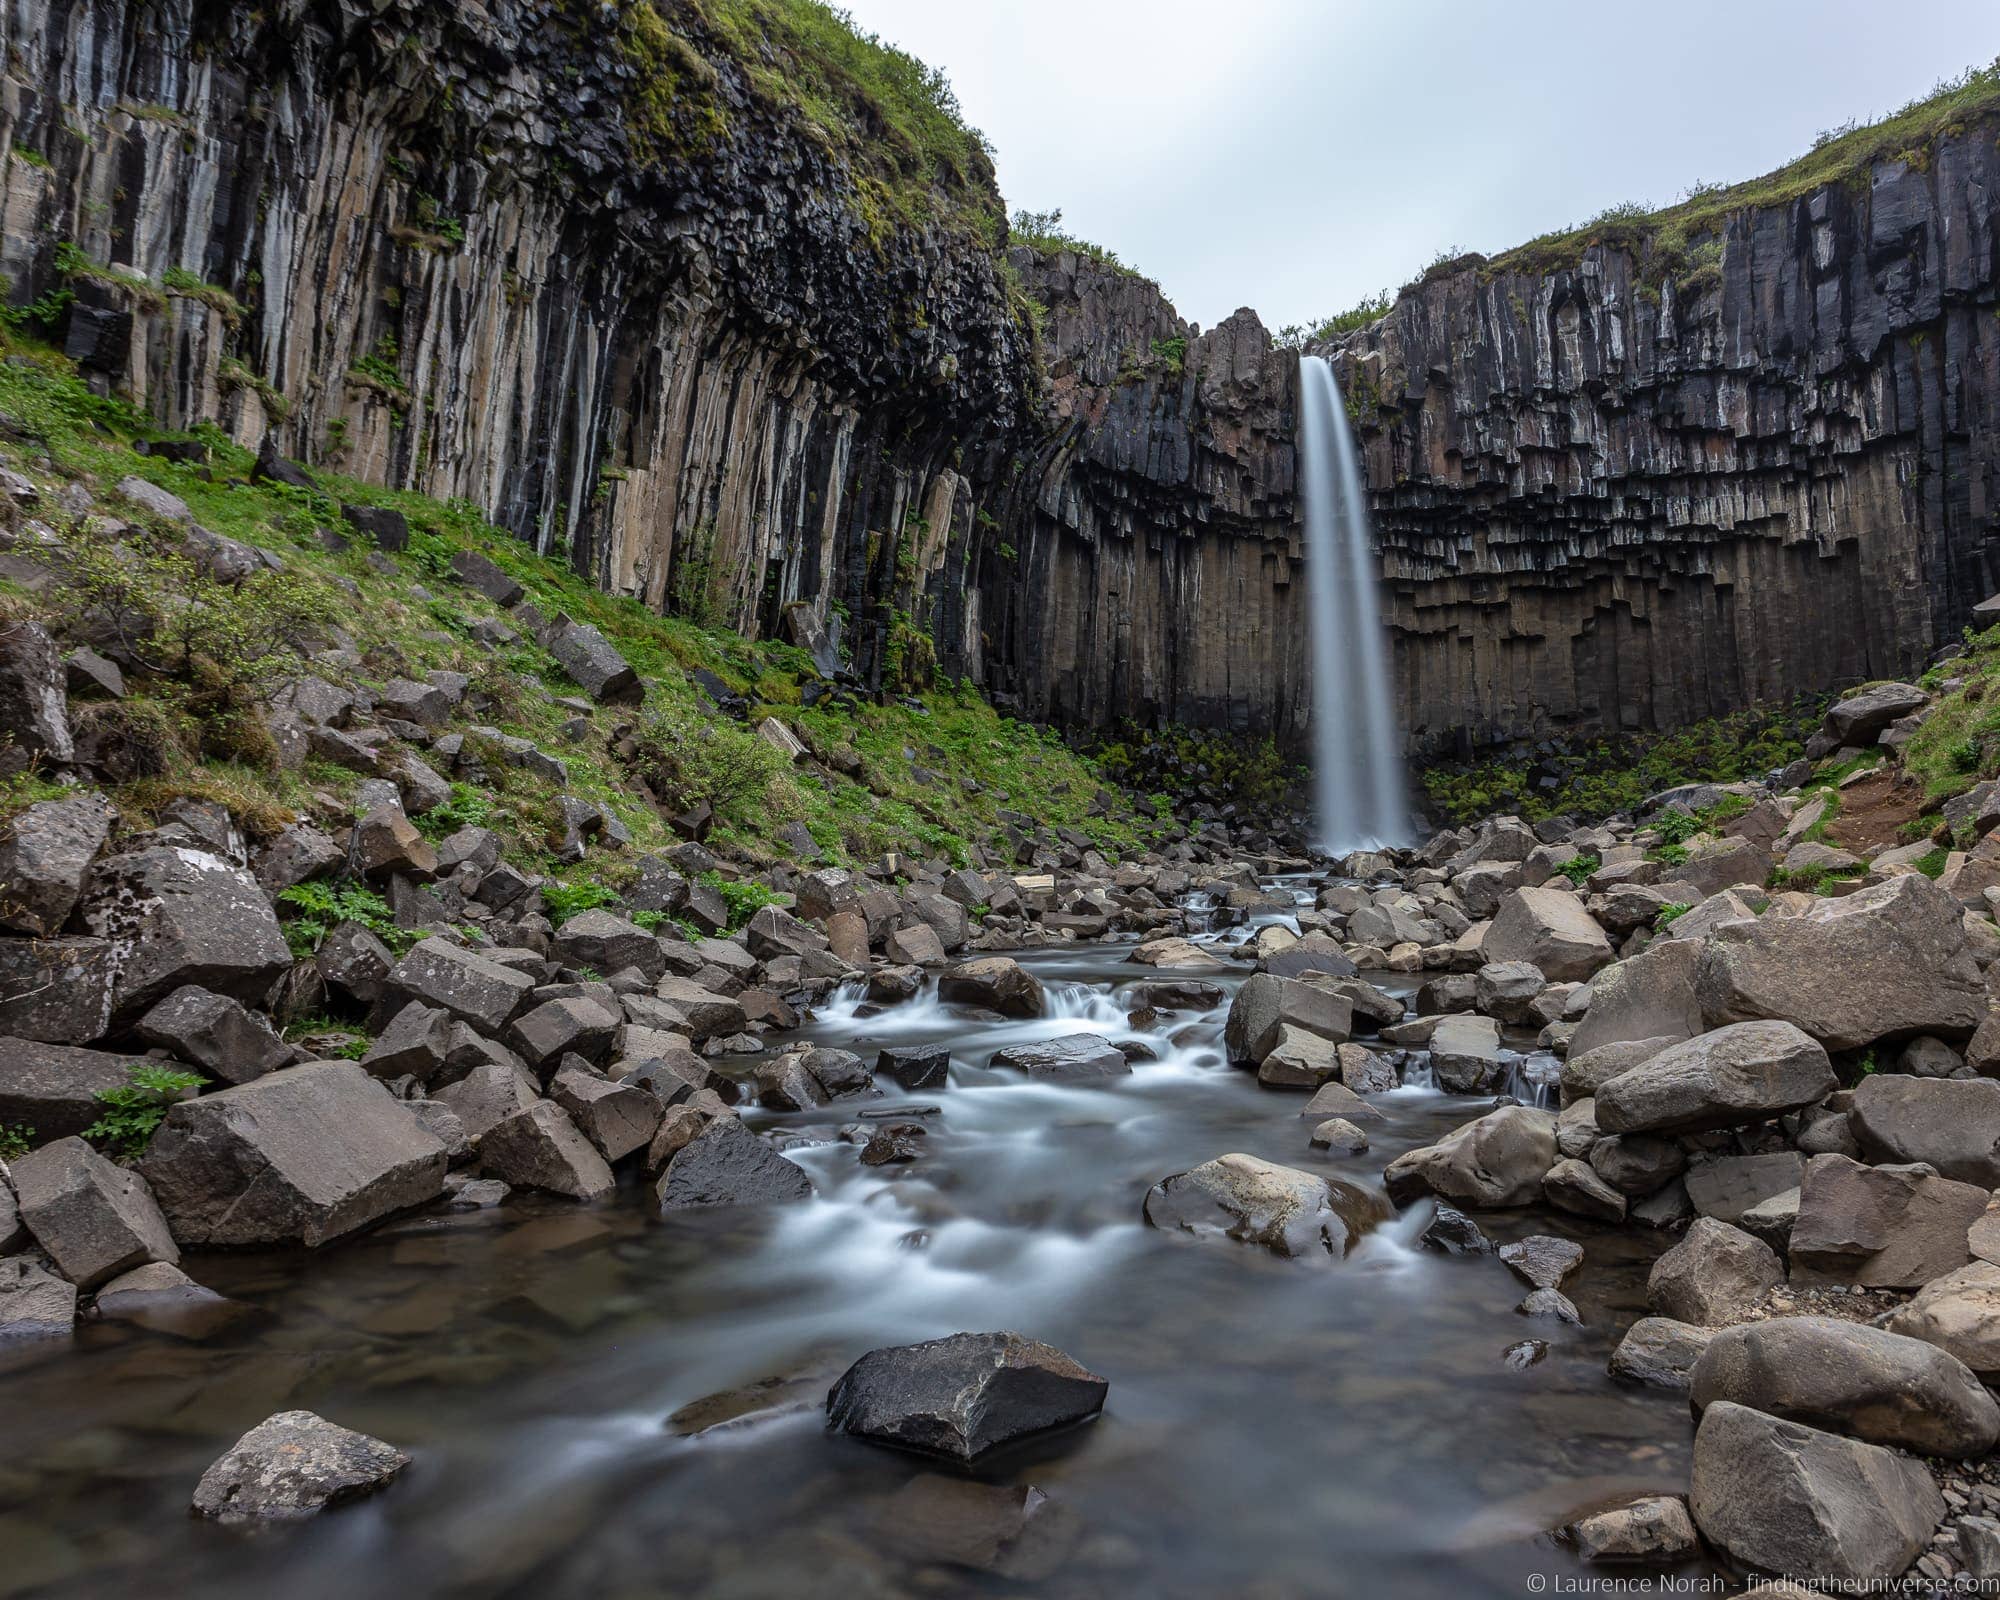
[1419,1203,1494,1255]
[878,1045,949,1090]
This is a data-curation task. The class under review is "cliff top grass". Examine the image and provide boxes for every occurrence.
[1480,57,2000,283]
[0,337,1168,883]
[1006,208,1153,286]
[1903,624,2000,816]
[615,0,1002,246]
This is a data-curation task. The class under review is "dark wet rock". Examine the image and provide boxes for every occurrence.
[1498,1235,1582,1291]
[1690,1315,2000,1459]
[802,1047,873,1097]
[191,1410,408,1520]
[141,1062,448,1247]
[1224,973,1351,1064]
[92,1261,247,1339]
[0,1038,144,1138]
[1143,1152,1390,1259]
[1543,1157,1628,1223]
[1608,1317,1717,1391]
[1690,1401,1943,1585]
[939,956,1046,1017]
[1593,1020,1834,1135]
[546,616,641,704]
[1419,1203,1494,1255]
[877,1044,949,1091]
[135,984,290,1086]
[990,1033,1130,1081]
[448,548,524,606]
[876,1476,1082,1582]
[0,792,110,936]
[825,1330,1107,1464]
[1129,978,1226,1012]
[476,1101,615,1199]
[1517,1287,1582,1324]
[0,618,73,766]
[1646,1217,1781,1325]
[861,1123,926,1165]
[10,1136,178,1288]
[657,1117,813,1209]
[510,995,620,1067]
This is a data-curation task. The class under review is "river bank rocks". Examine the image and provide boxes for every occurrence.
[1143,1153,1390,1258]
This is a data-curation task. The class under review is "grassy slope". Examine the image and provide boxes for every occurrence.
[0,342,1168,889]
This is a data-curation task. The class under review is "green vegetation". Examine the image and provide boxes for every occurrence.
[0,1123,33,1160]
[1484,58,2000,288]
[1556,854,1599,887]
[160,266,243,323]
[0,337,1168,884]
[1273,289,1395,350]
[54,240,164,314]
[542,880,623,925]
[1420,700,1820,826]
[614,0,1000,246]
[702,870,782,929]
[1008,207,1147,281]
[1655,901,1693,929]
[1904,623,2000,815]
[276,881,410,958]
[83,1063,205,1162]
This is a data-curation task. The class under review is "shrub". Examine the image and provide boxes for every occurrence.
[0,1122,33,1159]
[627,699,787,823]
[542,880,620,925]
[1655,901,1693,928]
[1557,854,1599,886]
[276,880,408,956]
[701,869,780,929]
[416,780,495,839]
[84,1063,205,1161]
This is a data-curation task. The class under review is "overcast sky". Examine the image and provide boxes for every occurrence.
[838,0,2000,332]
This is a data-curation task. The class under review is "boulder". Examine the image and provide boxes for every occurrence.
[1646,1217,1781,1324]
[1498,1234,1582,1290]
[1223,974,1352,1064]
[1473,960,1545,1023]
[448,548,524,606]
[0,1037,148,1138]
[546,617,641,704]
[1482,886,1613,982]
[1255,1026,1342,1087]
[0,618,72,764]
[1544,1157,1627,1222]
[1594,1021,1833,1135]
[1608,1317,1717,1390]
[657,1117,813,1209]
[1689,1402,1943,1585]
[10,1137,178,1288]
[825,1331,1106,1464]
[1382,1106,1556,1209]
[433,1060,541,1140]
[1309,1117,1369,1153]
[1429,1013,1503,1093]
[358,1001,454,1082]
[0,792,110,936]
[1563,1495,1698,1566]
[134,985,290,1086]
[1849,1073,2000,1185]
[0,934,118,1044]
[1790,1153,1987,1289]
[1690,1315,2000,1459]
[1567,939,1704,1057]
[938,957,1046,1018]
[1561,1036,1676,1102]
[1142,1153,1390,1258]
[0,1253,77,1338]
[1589,1134,1686,1196]
[1298,1081,1384,1123]
[1694,874,1984,1050]
[476,1101,615,1200]
[1684,1152,1805,1225]
[1674,837,1772,900]
[191,1410,408,1520]
[1887,1262,2000,1377]
[877,1044,949,1090]
[553,910,667,982]
[385,938,536,1034]
[510,995,620,1067]
[990,1034,1130,1081]
[140,1062,448,1246]
[80,846,292,1023]
[1823,681,1928,746]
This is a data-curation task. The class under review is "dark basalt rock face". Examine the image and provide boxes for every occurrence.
[7,0,1997,756]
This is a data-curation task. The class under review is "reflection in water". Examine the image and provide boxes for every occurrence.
[0,940,1695,1599]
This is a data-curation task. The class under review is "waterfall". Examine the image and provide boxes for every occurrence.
[1298,354,1410,854]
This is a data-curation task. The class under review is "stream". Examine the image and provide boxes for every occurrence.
[0,883,1702,1598]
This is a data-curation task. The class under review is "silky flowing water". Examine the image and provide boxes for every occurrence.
[0,894,1701,1599]
[1300,353,1410,855]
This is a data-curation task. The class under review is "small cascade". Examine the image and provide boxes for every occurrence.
[1298,354,1410,854]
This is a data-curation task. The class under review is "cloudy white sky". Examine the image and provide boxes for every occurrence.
[840,0,2000,332]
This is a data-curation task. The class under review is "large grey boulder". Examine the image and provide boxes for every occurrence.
[0,1038,145,1137]
[1684,1151,1805,1225]
[553,909,667,982]
[475,1101,614,1200]
[1690,1401,1943,1585]
[1790,1152,1986,1289]
[939,957,1047,1018]
[1567,939,1704,1057]
[1482,886,1613,982]
[1223,974,1351,1064]
[1594,1021,1833,1135]
[1690,1315,2000,1458]
[0,618,73,765]
[991,1034,1130,1081]
[10,1137,178,1288]
[433,1060,542,1140]
[1849,1074,2000,1186]
[826,1331,1106,1464]
[1143,1153,1389,1259]
[0,791,110,936]
[141,1062,448,1246]
[657,1116,813,1209]
[0,934,117,1043]
[1647,1217,1781,1324]
[80,846,292,1023]
[546,616,641,704]
[1429,1013,1504,1093]
[550,1064,661,1161]
[1562,1495,1699,1566]
[1888,1262,2000,1377]
[1383,1106,1556,1209]
[1608,1317,1717,1390]
[1695,874,1984,1050]
[191,1410,408,1520]
[1823,681,1928,746]
[134,985,290,1086]
[386,938,536,1034]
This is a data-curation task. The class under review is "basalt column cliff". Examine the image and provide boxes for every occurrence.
[3,0,1997,757]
